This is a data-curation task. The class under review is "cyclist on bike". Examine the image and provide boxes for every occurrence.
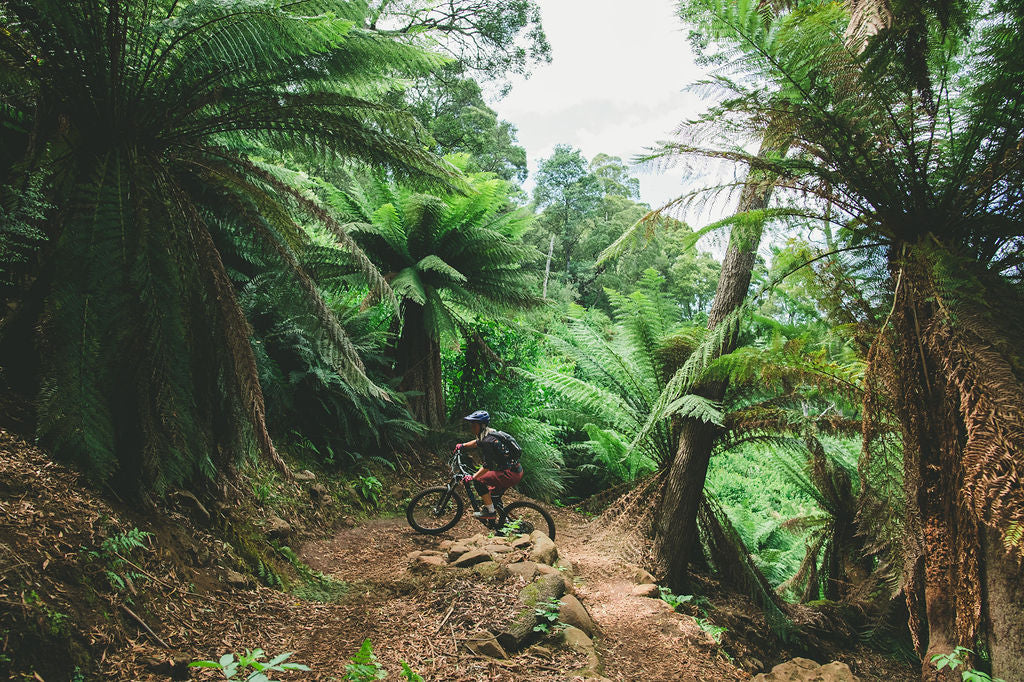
[455,410,523,520]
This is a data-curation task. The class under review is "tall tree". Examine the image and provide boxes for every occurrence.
[331,161,541,427]
[643,0,1024,675]
[0,0,454,495]
[532,145,603,286]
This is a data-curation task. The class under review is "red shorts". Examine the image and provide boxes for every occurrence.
[473,467,523,496]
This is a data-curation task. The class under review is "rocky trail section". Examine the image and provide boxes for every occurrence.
[0,432,916,681]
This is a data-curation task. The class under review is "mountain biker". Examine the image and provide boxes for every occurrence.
[455,410,523,520]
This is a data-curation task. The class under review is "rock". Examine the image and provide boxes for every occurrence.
[558,594,598,637]
[511,535,532,549]
[753,658,859,682]
[535,563,573,591]
[464,634,509,659]
[320,494,334,507]
[631,583,661,598]
[309,483,329,500]
[507,561,539,582]
[529,533,558,565]
[452,549,492,568]
[627,563,656,584]
[143,651,193,680]
[389,483,410,499]
[339,515,355,527]
[419,549,444,557]
[559,626,603,675]
[471,561,508,579]
[483,544,514,554]
[293,469,316,481]
[416,555,445,567]
[439,540,454,551]
[225,569,252,588]
[497,574,566,653]
[406,551,422,560]
[265,516,291,540]
[447,542,472,561]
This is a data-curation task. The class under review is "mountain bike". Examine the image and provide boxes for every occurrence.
[406,450,555,540]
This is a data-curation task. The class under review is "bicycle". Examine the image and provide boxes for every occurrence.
[406,450,556,540]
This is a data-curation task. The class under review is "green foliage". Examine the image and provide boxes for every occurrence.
[190,649,309,681]
[931,647,1005,682]
[0,0,459,495]
[658,587,695,610]
[532,597,565,634]
[354,474,383,506]
[345,639,386,681]
[83,528,153,594]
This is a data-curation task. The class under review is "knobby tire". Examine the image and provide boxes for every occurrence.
[498,501,556,541]
[406,486,464,534]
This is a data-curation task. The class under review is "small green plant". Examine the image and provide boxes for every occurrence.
[931,647,1005,682]
[252,481,275,504]
[658,587,694,611]
[345,638,386,681]
[500,518,524,535]
[694,617,727,644]
[190,649,309,681]
[354,474,383,506]
[82,528,153,593]
[532,597,565,634]
[400,661,424,681]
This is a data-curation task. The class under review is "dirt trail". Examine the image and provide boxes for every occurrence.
[299,507,749,681]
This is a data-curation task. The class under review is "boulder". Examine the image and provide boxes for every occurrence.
[471,561,508,579]
[406,551,422,560]
[630,583,661,598]
[293,469,316,481]
[496,574,566,653]
[560,626,603,676]
[265,516,291,540]
[452,549,492,568]
[447,542,471,561]
[483,544,514,554]
[143,651,193,681]
[464,634,509,660]
[753,658,859,682]
[529,534,558,566]
[511,535,533,549]
[507,561,539,582]
[559,594,598,637]
[225,569,252,589]
[416,555,445,567]
[627,563,656,585]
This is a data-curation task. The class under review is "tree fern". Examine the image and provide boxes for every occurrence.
[0,0,458,494]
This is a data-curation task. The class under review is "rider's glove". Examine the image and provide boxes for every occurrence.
[462,474,474,483]
[454,443,463,452]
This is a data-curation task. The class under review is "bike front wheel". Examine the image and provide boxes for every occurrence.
[407,487,464,534]
[497,501,556,541]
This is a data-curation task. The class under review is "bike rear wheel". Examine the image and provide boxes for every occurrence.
[407,487,464,534]
[497,501,556,541]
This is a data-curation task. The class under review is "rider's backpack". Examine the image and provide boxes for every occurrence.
[482,430,522,468]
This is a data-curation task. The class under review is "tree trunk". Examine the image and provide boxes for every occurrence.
[542,233,554,299]
[983,526,1024,681]
[654,134,790,591]
[889,258,978,682]
[396,303,446,428]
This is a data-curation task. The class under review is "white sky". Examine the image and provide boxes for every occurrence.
[490,0,707,210]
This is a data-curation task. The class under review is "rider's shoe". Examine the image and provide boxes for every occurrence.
[473,509,497,520]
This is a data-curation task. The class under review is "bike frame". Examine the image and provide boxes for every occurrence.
[440,451,505,528]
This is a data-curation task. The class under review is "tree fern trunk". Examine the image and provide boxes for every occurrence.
[397,303,446,428]
[654,135,789,591]
[983,526,1024,682]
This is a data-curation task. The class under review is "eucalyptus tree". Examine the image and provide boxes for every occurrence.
[0,0,456,495]
[329,161,541,427]
[643,0,1024,674]
[533,145,604,296]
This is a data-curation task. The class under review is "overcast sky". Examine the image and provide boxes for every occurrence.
[490,0,706,210]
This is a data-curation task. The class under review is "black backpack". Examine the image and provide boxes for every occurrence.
[482,430,522,468]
